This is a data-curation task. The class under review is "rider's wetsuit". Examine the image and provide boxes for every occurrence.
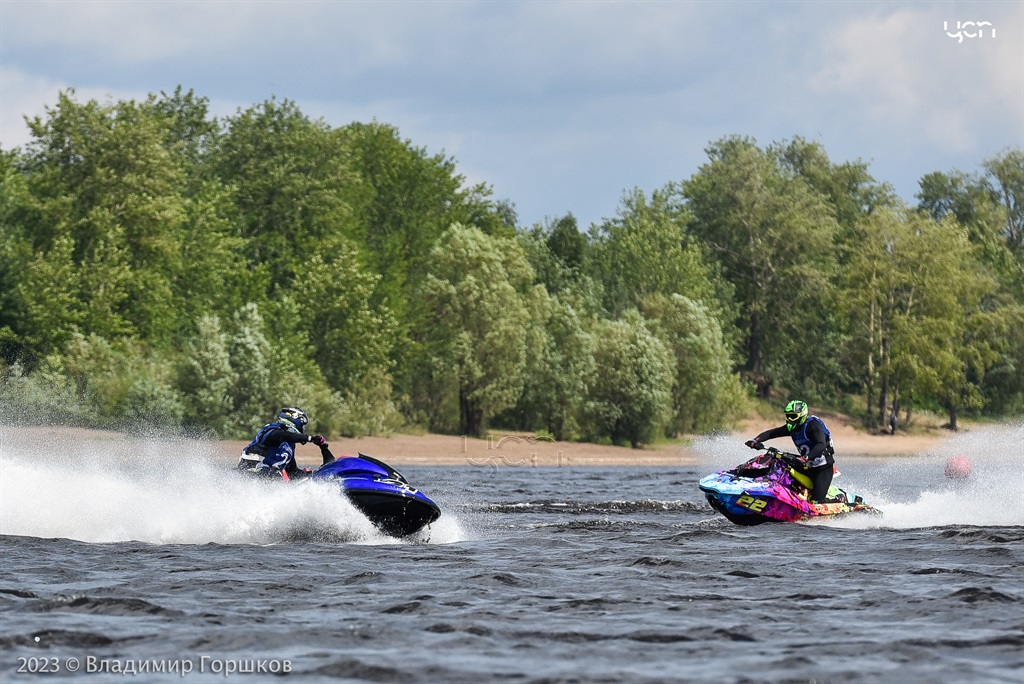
[240,423,313,477]
[754,416,836,503]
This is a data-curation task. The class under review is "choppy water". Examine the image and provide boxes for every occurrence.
[1,426,1022,683]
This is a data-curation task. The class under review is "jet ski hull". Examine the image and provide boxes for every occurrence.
[344,487,442,537]
[699,450,877,525]
[311,455,441,536]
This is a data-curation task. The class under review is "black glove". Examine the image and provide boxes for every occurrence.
[781,452,805,468]
[311,434,328,448]
[745,439,764,450]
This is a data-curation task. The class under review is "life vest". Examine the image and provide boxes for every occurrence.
[242,423,276,456]
[790,415,834,468]
[242,422,297,471]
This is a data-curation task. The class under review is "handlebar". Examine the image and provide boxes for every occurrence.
[762,446,804,466]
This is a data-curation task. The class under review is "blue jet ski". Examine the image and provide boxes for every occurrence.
[239,448,441,537]
[309,453,441,537]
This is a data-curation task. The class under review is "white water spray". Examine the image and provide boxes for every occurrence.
[695,423,1024,528]
[832,423,1024,529]
[0,427,461,545]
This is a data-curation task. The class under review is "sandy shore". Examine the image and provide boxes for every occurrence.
[280,414,954,469]
[10,415,957,469]
[247,432,698,469]
[730,413,953,457]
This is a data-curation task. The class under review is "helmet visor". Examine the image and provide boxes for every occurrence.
[279,408,308,432]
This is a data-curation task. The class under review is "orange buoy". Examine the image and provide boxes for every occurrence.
[944,455,973,480]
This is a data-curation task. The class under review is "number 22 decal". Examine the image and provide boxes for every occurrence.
[737,494,767,512]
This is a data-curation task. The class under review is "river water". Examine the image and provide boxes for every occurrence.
[1,426,1022,683]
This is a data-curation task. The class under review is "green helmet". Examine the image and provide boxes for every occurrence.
[784,400,808,431]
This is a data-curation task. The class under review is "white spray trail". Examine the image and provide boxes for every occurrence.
[0,427,461,545]
[694,423,1024,529]
[825,423,1024,529]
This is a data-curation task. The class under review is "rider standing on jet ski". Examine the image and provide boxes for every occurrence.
[744,400,837,503]
[238,407,333,479]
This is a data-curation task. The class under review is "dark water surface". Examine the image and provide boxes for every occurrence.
[1,427,1022,683]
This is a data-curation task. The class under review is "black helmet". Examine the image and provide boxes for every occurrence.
[277,407,308,433]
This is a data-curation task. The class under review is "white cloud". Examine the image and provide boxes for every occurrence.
[1,1,193,63]
[809,3,1022,152]
[0,68,56,148]
[0,1,1019,226]
[814,10,924,118]
[0,68,156,149]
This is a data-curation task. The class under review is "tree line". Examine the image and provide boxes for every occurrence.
[1,88,1021,444]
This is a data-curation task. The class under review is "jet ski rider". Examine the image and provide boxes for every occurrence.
[238,407,333,480]
[744,400,838,504]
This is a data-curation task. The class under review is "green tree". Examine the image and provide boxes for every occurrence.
[419,224,533,435]
[9,235,82,358]
[29,333,183,431]
[639,293,748,434]
[290,237,398,389]
[983,148,1024,254]
[22,91,191,344]
[121,361,186,431]
[345,121,517,402]
[509,285,597,440]
[12,89,256,355]
[0,149,34,357]
[588,187,722,318]
[518,217,604,312]
[227,302,274,434]
[842,208,1009,429]
[180,314,237,435]
[546,213,588,273]
[213,98,360,287]
[585,310,674,448]
[681,136,840,397]
[916,150,1024,414]
[0,360,86,426]
[151,86,221,177]
[917,150,1024,289]
[345,121,470,291]
[772,136,896,237]
[917,168,1011,267]
[175,181,258,333]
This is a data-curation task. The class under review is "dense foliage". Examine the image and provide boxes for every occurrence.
[1,89,1021,443]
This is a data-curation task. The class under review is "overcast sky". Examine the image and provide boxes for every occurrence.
[1,0,1021,229]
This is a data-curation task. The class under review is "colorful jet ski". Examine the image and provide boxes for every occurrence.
[698,447,878,525]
